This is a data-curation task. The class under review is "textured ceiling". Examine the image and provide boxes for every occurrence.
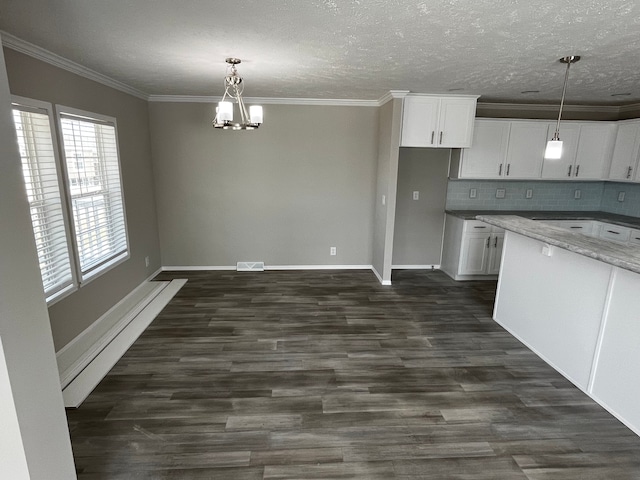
[1,0,639,104]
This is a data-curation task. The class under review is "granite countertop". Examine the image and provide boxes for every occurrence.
[476,214,640,275]
[446,210,640,229]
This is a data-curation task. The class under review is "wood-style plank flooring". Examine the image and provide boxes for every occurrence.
[67,270,640,479]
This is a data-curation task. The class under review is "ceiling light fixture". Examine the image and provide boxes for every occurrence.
[213,58,263,130]
[544,55,580,160]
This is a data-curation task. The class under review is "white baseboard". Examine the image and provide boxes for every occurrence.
[371,266,391,286]
[265,264,373,271]
[392,264,441,270]
[60,279,186,408]
[162,265,236,271]
[162,264,373,271]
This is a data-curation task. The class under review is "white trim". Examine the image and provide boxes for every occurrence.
[378,90,410,105]
[392,264,441,270]
[162,265,236,271]
[61,278,186,407]
[618,103,640,115]
[371,266,392,286]
[57,280,167,388]
[265,264,373,271]
[148,95,380,107]
[477,101,620,114]
[1,31,148,100]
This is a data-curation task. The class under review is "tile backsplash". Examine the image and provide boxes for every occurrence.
[601,182,640,217]
[447,179,640,217]
[446,180,605,211]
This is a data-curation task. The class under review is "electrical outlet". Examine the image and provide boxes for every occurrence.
[574,189,581,199]
[618,191,626,202]
[496,188,506,199]
[145,256,150,267]
[330,247,337,256]
[413,191,419,200]
[526,189,533,199]
[469,188,477,199]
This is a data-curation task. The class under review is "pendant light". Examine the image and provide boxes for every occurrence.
[544,55,580,159]
[213,58,263,130]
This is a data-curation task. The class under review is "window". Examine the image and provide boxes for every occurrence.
[58,110,128,278]
[10,99,129,304]
[12,99,74,300]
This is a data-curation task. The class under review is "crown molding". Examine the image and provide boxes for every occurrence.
[1,31,148,100]
[619,102,640,114]
[148,94,380,106]
[377,90,410,105]
[477,101,620,114]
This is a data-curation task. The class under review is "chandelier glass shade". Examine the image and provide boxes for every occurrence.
[544,55,580,160]
[213,58,263,130]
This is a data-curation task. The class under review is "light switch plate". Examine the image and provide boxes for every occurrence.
[496,188,506,199]
[413,191,419,200]
[526,189,533,199]
[469,188,477,199]
[574,189,581,199]
[618,191,626,202]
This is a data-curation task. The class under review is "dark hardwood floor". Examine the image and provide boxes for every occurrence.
[67,270,640,479]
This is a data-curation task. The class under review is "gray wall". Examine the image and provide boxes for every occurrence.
[393,148,450,266]
[148,102,378,267]
[0,46,76,480]
[371,99,403,282]
[4,47,162,350]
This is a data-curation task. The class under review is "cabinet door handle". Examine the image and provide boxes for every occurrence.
[486,237,490,248]
[575,165,580,177]
[570,226,582,229]
[567,165,572,177]
[439,131,443,145]
[498,164,503,176]
[627,166,633,179]
[607,230,620,235]
[494,236,498,248]
[473,226,488,229]
[431,131,435,145]
[506,164,511,176]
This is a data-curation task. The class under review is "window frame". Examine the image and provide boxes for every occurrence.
[11,96,78,305]
[55,105,130,286]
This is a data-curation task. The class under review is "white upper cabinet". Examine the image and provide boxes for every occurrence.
[608,121,640,182]
[459,120,510,178]
[575,123,617,180]
[504,122,548,179]
[541,123,616,180]
[400,95,477,148]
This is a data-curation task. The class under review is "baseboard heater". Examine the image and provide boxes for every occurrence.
[59,278,186,407]
[237,261,265,272]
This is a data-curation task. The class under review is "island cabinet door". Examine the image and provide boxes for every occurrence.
[487,233,504,275]
[459,233,491,275]
[590,268,640,434]
[504,122,548,178]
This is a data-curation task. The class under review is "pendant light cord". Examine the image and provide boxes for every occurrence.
[553,58,574,139]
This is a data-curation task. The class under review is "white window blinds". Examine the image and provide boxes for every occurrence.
[12,106,74,298]
[59,114,128,277]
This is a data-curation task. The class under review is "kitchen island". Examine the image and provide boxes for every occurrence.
[478,214,640,437]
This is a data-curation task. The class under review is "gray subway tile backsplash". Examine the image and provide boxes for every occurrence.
[446,180,640,218]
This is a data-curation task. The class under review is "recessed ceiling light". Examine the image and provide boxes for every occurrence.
[521,90,540,94]
[611,93,631,97]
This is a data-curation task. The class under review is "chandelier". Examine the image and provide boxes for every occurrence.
[544,55,580,159]
[213,58,263,130]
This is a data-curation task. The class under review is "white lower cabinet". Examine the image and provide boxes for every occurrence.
[441,215,504,280]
